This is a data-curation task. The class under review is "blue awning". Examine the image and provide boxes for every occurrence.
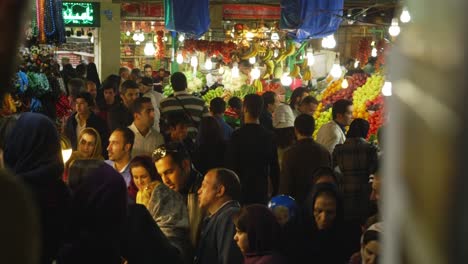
[164,0,210,38]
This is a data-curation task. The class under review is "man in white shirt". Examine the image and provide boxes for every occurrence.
[139,77,163,132]
[316,99,354,153]
[128,97,165,157]
[106,127,134,187]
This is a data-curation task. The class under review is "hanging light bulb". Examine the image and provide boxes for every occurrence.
[246,31,254,41]
[328,35,336,49]
[136,41,141,45]
[176,53,184,64]
[389,18,401,37]
[178,34,185,42]
[362,10,367,17]
[273,49,279,58]
[371,40,376,46]
[330,55,343,79]
[133,32,139,42]
[341,78,349,89]
[144,42,156,56]
[306,48,315,66]
[321,37,329,48]
[250,65,261,80]
[271,32,280,41]
[163,36,168,42]
[190,56,198,68]
[347,9,352,18]
[249,56,256,64]
[400,7,411,23]
[280,72,293,86]
[354,60,360,68]
[90,36,94,44]
[126,30,131,36]
[382,81,392,96]
[205,58,213,70]
[371,47,378,57]
[138,33,145,42]
[232,63,239,78]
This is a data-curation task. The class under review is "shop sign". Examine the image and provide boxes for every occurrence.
[62,2,100,27]
[223,4,281,20]
[121,3,164,19]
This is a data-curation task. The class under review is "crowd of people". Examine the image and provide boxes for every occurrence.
[1,62,384,264]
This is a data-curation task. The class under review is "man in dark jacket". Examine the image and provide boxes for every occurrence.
[109,80,140,131]
[225,94,280,205]
[259,91,278,132]
[65,92,109,158]
[279,114,331,205]
[194,168,243,264]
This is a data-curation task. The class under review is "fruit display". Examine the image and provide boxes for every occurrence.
[202,87,224,104]
[366,95,385,138]
[357,38,371,68]
[321,73,369,109]
[352,74,384,119]
[313,108,332,139]
[317,79,343,101]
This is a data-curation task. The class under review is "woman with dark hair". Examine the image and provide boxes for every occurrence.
[300,183,348,264]
[129,155,191,262]
[233,204,287,264]
[288,87,309,117]
[86,62,101,88]
[3,112,71,263]
[333,118,378,224]
[193,116,226,175]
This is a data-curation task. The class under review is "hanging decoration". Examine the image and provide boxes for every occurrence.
[375,40,388,72]
[182,40,238,63]
[155,30,166,59]
[357,38,371,69]
[30,0,66,44]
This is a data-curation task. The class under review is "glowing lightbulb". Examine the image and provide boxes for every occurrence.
[176,53,184,64]
[371,47,378,57]
[271,32,280,41]
[133,32,139,42]
[400,7,411,23]
[249,57,256,64]
[250,66,261,80]
[126,31,131,36]
[389,18,401,37]
[354,60,360,68]
[328,35,336,49]
[306,49,315,66]
[330,63,343,79]
[163,36,168,42]
[205,58,213,70]
[382,81,392,96]
[322,37,329,48]
[246,31,254,40]
[138,33,145,42]
[280,73,293,86]
[273,49,279,58]
[136,41,141,45]
[341,79,349,89]
[190,56,198,67]
[232,63,239,78]
[178,34,185,42]
[144,42,156,56]
[371,41,376,46]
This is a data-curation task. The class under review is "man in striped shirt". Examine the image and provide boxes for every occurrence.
[160,72,209,139]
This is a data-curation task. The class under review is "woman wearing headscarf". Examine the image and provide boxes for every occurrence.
[300,183,348,264]
[59,161,127,263]
[3,112,71,264]
[86,62,101,88]
[349,222,382,264]
[233,204,287,264]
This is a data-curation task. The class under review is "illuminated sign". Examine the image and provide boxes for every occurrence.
[62,2,100,27]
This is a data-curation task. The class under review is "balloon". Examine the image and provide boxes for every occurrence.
[268,195,298,225]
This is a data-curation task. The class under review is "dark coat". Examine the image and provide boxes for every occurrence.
[244,252,288,264]
[64,111,109,158]
[194,201,243,264]
[279,138,331,205]
[108,103,133,131]
[225,124,280,205]
[193,142,227,176]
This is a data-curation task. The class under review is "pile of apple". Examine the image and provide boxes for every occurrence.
[317,79,343,102]
[366,95,385,138]
[313,108,332,139]
[321,73,369,109]
[352,75,384,119]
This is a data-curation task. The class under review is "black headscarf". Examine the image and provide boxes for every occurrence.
[59,163,127,263]
[3,112,70,263]
[4,112,64,185]
[86,62,101,88]
[301,183,346,264]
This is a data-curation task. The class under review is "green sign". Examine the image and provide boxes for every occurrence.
[62,2,100,27]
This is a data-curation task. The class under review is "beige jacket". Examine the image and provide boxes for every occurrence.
[316,120,346,153]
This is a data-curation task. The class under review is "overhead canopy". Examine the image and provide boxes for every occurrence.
[164,0,210,38]
[280,0,344,41]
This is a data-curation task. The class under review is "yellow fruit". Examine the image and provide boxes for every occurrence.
[290,65,300,78]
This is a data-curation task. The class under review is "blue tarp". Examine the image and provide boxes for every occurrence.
[280,0,344,41]
[164,0,210,38]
